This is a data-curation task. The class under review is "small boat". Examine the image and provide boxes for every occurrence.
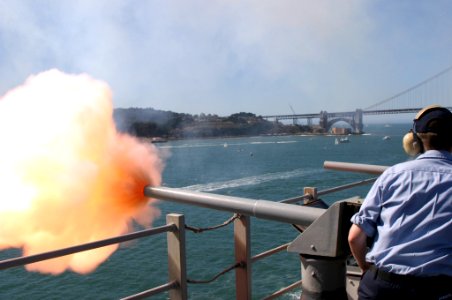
[383,136,391,140]
[150,137,168,143]
[335,137,350,144]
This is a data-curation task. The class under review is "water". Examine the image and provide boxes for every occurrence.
[0,124,410,299]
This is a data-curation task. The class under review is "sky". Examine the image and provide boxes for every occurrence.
[0,0,451,117]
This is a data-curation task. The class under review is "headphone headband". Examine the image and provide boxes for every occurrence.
[413,105,452,133]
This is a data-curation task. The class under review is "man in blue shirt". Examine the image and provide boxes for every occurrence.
[348,105,452,300]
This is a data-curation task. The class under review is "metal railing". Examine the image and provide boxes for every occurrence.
[0,161,387,299]
[0,224,177,272]
[0,214,187,300]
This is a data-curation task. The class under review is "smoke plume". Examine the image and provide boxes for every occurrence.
[0,69,163,274]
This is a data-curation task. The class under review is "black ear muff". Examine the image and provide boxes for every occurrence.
[403,129,422,156]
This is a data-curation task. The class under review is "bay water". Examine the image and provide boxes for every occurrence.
[0,123,410,299]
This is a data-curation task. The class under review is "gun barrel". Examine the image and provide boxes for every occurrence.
[323,161,388,175]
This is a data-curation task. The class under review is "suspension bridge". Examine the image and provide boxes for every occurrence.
[263,66,452,133]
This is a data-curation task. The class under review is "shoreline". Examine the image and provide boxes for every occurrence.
[139,131,368,144]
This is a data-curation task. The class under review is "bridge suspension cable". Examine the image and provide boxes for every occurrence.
[365,65,452,111]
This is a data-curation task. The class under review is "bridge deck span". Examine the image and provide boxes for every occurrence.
[262,107,452,120]
[262,107,451,134]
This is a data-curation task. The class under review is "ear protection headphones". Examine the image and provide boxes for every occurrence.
[402,128,422,156]
[402,104,450,156]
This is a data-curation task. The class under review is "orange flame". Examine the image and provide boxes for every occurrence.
[0,70,163,274]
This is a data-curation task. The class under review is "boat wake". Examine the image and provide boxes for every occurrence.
[159,140,299,149]
[182,168,321,192]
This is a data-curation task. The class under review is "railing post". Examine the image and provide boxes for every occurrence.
[167,214,187,300]
[234,215,251,300]
[304,187,318,205]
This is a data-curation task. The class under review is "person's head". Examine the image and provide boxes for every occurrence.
[403,104,452,155]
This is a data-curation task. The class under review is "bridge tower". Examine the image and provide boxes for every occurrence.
[321,109,363,134]
[352,109,363,134]
[319,111,328,132]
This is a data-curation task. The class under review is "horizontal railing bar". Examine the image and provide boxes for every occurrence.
[263,279,302,300]
[323,161,388,175]
[317,177,378,197]
[144,186,325,227]
[281,161,387,204]
[120,280,178,300]
[251,243,289,263]
[0,223,176,271]
[280,177,377,204]
[278,194,311,204]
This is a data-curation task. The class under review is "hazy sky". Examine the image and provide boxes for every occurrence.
[1,0,451,116]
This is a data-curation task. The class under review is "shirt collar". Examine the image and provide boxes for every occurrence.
[417,150,452,161]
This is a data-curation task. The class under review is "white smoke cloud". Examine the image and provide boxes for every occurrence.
[0,0,451,115]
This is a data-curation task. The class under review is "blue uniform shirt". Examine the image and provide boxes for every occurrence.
[351,150,452,276]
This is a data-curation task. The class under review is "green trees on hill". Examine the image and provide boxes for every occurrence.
[113,108,311,139]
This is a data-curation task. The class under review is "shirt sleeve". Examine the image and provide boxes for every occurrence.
[350,175,384,238]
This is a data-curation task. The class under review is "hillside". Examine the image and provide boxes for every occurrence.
[113,107,314,139]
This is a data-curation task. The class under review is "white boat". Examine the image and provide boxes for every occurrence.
[335,137,350,144]
[150,137,168,143]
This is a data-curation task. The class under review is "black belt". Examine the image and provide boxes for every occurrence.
[368,264,450,285]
